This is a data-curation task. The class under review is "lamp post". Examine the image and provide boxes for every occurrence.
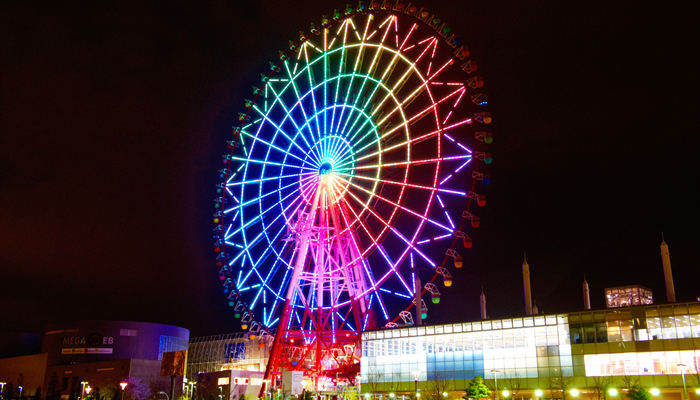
[120,382,128,400]
[80,382,88,400]
[0,382,6,397]
[85,387,92,397]
[491,370,501,400]
[19,386,23,400]
[678,363,688,400]
[158,391,170,400]
[411,371,420,398]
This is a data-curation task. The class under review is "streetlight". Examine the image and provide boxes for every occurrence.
[158,391,170,400]
[491,370,501,400]
[411,371,420,398]
[570,389,579,397]
[502,390,510,398]
[678,363,688,400]
[85,387,92,397]
[608,389,618,397]
[0,382,6,397]
[19,386,23,399]
[650,389,660,396]
[81,382,89,400]
[120,382,128,400]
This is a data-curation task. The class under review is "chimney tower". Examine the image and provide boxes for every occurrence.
[480,287,487,319]
[583,274,591,310]
[523,253,533,315]
[661,233,676,303]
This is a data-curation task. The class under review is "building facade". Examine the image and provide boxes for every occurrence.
[361,302,700,399]
[0,321,189,400]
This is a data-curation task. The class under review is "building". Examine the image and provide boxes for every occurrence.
[0,321,189,400]
[361,301,700,399]
[605,286,654,308]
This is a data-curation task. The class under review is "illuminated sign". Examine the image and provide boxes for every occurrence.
[62,334,114,346]
[233,378,249,385]
[218,378,230,386]
[61,348,113,354]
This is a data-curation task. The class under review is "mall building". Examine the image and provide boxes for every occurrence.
[360,301,700,400]
[0,321,189,400]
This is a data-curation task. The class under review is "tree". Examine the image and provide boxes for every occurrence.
[32,388,42,400]
[501,373,522,400]
[587,377,616,400]
[3,382,16,400]
[47,373,61,400]
[547,369,574,400]
[425,372,453,400]
[618,376,638,393]
[122,377,151,400]
[625,384,651,400]
[148,379,170,400]
[464,376,490,400]
[364,367,385,400]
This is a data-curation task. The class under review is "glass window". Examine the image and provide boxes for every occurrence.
[482,330,493,350]
[483,321,492,330]
[570,324,583,344]
[547,325,559,346]
[617,318,632,341]
[662,317,676,339]
[436,326,444,335]
[473,322,482,331]
[582,324,596,343]
[535,316,545,326]
[595,322,608,343]
[535,327,547,346]
[453,324,463,333]
[523,317,534,327]
[502,319,512,329]
[546,315,557,325]
[676,315,691,339]
[607,320,621,342]
[513,318,523,328]
[473,332,483,350]
[691,314,700,338]
[463,323,472,332]
[492,330,503,349]
[503,329,514,349]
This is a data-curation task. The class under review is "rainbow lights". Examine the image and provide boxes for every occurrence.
[218,10,489,339]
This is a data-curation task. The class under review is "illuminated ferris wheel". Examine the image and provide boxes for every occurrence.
[214,1,492,388]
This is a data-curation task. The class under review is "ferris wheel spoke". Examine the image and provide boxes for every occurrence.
[334,171,466,196]
[227,174,317,239]
[337,154,471,173]
[333,175,452,234]
[301,45,322,140]
[263,82,319,155]
[224,172,316,214]
[239,123,318,170]
[233,155,318,172]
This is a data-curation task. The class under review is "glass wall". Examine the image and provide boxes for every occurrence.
[361,315,572,383]
[360,302,700,389]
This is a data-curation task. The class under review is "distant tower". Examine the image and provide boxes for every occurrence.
[583,274,591,310]
[532,300,539,315]
[523,253,533,315]
[480,287,487,319]
[661,233,676,303]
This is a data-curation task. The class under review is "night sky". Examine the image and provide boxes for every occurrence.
[1,0,697,338]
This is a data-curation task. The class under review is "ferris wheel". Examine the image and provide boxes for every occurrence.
[214,1,492,388]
